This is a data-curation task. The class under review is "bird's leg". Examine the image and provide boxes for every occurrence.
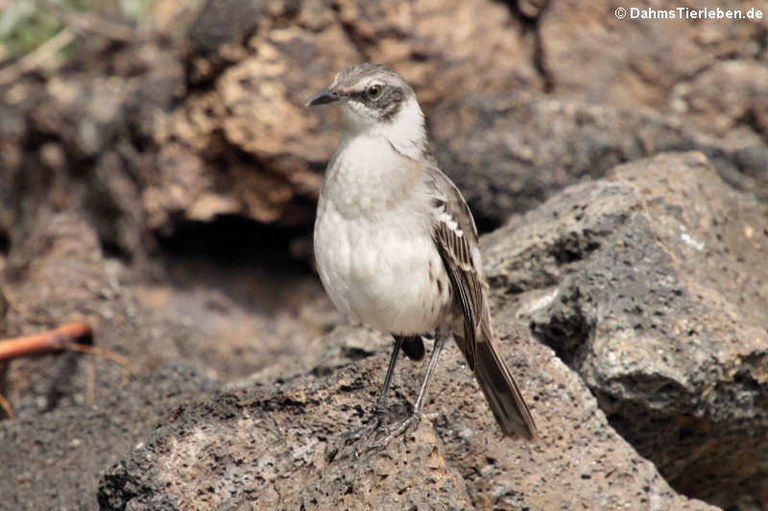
[376,334,405,413]
[412,334,445,414]
[335,335,404,448]
[329,335,408,460]
[381,335,446,443]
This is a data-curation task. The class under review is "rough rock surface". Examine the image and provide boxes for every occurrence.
[539,0,766,116]
[0,0,766,509]
[0,0,544,259]
[98,324,714,511]
[483,152,768,510]
[151,0,542,230]
[430,92,768,226]
[3,0,764,260]
[668,60,768,147]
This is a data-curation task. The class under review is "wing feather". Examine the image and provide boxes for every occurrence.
[427,166,485,368]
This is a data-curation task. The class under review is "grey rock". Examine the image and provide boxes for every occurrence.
[483,151,768,509]
[430,92,766,226]
[97,323,714,510]
[186,0,263,59]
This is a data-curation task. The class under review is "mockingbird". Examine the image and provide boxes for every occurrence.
[308,63,537,440]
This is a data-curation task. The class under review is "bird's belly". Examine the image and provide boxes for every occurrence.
[314,208,447,335]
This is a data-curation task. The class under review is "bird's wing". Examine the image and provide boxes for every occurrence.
[425,164,486,369]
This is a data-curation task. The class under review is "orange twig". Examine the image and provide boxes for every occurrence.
[0,322,93,360]
[0,321,135,417]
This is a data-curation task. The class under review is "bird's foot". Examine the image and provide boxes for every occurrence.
[372,409,438,449]
[336,415,417,457]
[337,409,386,445]
[328,404,424,460]
[376,412,420,447]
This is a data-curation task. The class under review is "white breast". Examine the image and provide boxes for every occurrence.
[314,136,451,335]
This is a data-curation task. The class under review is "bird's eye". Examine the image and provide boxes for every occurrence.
[366,84,383,100]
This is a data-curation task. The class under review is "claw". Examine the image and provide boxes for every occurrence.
[377,412,421,447]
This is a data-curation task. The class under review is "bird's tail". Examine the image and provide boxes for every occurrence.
[472,323,537,440]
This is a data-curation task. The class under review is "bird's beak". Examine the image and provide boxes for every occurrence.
[307,88,342,107]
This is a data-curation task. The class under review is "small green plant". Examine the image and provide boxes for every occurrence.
[0,0,157,60]
[0,0,64,57]
[119,0,155,22]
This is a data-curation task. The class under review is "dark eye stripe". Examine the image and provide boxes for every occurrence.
[347,85,405,120]
[378,87,404,120]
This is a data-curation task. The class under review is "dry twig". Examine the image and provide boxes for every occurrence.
[0,27,76,87]
[0,321,93,360]
[36,0,136,42]
[0,321,135,417]
[0,0,138,87]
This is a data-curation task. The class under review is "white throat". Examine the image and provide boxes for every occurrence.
[340,97,427,160]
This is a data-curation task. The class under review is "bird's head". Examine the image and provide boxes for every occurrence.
[308,64,426,148]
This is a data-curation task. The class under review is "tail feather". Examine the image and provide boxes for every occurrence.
[473,334,537,440]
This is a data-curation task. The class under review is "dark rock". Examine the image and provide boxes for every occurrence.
[430,92,766,226]
[96,323,714,510]
[0,1,765,509]
[187,0,263,59]
[155,0,543,229]
[483,152,768,509]
[3,0,765,260]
